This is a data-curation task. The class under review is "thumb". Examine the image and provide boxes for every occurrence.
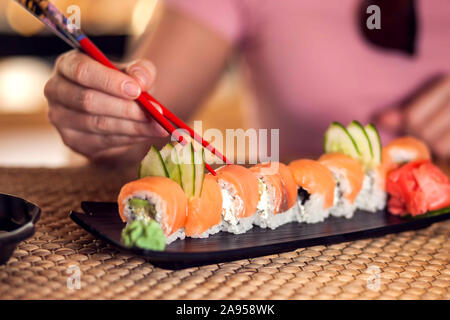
[120,59,157,93]
[375,108,405,134]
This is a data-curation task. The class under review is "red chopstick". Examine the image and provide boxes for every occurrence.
[78,36,231,175]
[142,92,232,165]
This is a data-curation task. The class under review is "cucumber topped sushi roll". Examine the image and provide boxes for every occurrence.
[118,176,187,244]
[344,123,386,212]
[319,153,365,219]
[250,162,299,229]
[288,159,336,223]
[354,166,387,212]
[216,165,260,234]
[324,121,386,213]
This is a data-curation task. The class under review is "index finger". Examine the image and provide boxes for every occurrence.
[56,50,142,99]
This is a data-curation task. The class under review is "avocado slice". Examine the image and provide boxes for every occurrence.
[139,145,169,179]
[128,198,156,220]
[177,142,196,198]
[160,143,183,186]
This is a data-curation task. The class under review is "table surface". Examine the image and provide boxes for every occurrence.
[0,166,449,300]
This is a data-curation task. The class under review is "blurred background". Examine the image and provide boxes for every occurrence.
[0,0,249,167]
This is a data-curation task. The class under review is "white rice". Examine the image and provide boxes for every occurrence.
[389,149,417,164]
[328,170,357,219]
[263,204,301,229]
[331,197,356,219]
[226,215,256,234]
[355,170,386,213]
[188,221,224,238]
[218,179,256,234]
[253,177,298,229]
[254,178,276,227]
[166,228,186,244]
[296,193,330,224]
[121,190,185,244]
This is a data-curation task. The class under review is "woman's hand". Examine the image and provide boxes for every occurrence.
[376,76,450,162]
[45,5,231,165]
[44,50,168,163]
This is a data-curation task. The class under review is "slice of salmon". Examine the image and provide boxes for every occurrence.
[250,162,298,212]
[118,176,187,236]
[185,175,223,237]
[382,136,431,173]
[250,163,284,213]
[319,153,365,204]
[288,159,336,209]
[278,162,299,210]
[216,165,260,218]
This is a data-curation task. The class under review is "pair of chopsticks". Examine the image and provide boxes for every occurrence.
[15,0,231,175]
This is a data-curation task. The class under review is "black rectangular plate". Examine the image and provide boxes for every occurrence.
[70,202,450,270]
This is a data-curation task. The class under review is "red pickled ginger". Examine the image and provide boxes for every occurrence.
[386,160,450,216]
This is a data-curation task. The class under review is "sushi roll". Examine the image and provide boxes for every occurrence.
[318,153,365,219]
[288,159,336,223]
[185,175,223,238]
[250,162,299,229]
[382,136,431,173]
[118,176,187,244]
[215,165,260,234]
[353,165,387,213]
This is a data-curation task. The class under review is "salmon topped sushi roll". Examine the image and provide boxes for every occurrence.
[382,136,431,173]
[216,164,259,234]
[118,176,187,244]
[185,175,223,238]
[250,162,299,229]
[288,159,336,223]
[319,153,364,219]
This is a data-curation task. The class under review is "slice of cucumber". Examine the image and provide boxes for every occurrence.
[160,143,183,186]
[347,120,374,169]
[177,142,196,198]
[193,148,205,198]
[365,123,382,166]
[139,145,169,178]
[324,122,360,159]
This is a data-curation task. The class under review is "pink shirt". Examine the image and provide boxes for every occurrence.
[166,0,450,160]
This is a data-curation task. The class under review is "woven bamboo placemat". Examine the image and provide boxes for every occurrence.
[0,166,448,300]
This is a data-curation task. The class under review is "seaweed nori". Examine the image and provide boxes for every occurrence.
[298,188,310,205]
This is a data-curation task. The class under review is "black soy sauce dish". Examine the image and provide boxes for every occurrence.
[0,193,41,264]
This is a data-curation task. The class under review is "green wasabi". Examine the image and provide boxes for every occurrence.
[121,219,166,251]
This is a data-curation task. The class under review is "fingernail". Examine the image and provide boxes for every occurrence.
[130,69,148,88]
[123,81,140,98]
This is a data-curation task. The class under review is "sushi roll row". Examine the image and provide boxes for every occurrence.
[118,161,301,245]
[117,122,434,250]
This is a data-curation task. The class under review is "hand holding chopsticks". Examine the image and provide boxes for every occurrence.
[15,0,231,174]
